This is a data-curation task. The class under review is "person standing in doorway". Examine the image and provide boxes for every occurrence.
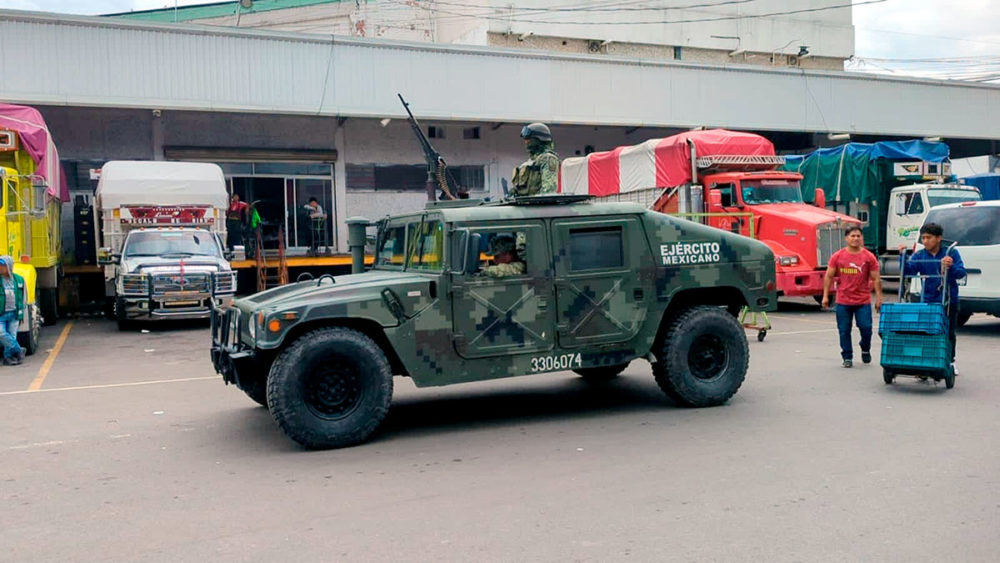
[0,256,25,366]
[226,193,249,250]
[822,226,883,368]
[303,197,327,255]
[510,123,560,197]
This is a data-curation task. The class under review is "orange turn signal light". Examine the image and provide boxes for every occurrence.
[268,319,282,333]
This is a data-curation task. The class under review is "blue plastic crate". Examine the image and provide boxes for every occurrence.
[878,302,948,336]
[880,332,950,372]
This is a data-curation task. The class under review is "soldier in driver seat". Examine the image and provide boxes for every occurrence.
[481,235,525,278]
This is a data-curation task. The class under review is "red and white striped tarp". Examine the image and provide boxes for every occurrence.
[560,129,775,196]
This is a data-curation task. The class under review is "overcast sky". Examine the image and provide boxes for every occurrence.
[0,0,997,60]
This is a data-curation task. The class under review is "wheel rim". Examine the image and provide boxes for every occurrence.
[303,360,364,420]
[688,333,728,380]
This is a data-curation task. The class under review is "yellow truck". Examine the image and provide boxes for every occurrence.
[0,104,66,355]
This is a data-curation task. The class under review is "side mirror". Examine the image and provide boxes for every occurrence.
[464,233,482,275]
[97,247,119,265]
[814,188,826,209]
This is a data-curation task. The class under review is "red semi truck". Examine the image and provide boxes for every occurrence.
[560,129,861,299]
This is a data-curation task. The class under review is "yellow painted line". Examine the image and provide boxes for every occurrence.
[27,321,74,392]
[4,375,219,397]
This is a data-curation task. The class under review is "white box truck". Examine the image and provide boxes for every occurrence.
[95,161,236,329]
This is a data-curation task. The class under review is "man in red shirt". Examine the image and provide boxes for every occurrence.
[822,226,883,368]
[227,193,250,250]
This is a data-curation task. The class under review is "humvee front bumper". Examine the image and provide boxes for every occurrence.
[210,306,255,388]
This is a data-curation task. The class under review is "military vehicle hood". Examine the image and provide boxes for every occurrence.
[239,270,439,342]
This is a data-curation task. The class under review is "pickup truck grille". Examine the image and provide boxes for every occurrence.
[152,273,211,295]
[817,222,846,268]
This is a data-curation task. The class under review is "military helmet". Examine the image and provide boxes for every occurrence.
[520,122,552,142]
[489,234,517,255]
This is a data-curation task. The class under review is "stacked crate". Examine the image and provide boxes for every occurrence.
[878,302,950,372]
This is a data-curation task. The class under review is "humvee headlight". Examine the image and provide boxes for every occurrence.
[247,319,256,340]
[778,255,799,266]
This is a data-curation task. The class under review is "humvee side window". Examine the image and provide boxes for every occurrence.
[375,224,407,268]
[569,226,623,271]
[470,230,528,277]
[409,220,444,271]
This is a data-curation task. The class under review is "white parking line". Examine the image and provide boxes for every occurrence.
[0,376,219,397]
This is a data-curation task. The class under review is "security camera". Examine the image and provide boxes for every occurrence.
[152,109,162,118]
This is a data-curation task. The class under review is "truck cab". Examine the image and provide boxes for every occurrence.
[211,196,777,449]
[886,183,982,250]
[701,170,860,298]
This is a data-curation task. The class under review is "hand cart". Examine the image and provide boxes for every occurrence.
[739,306,771,342]
[879,244,957,389]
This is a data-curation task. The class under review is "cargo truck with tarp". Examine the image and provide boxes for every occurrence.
[782,141,981,278]
[0,103,68,354]
[560,129,860,300]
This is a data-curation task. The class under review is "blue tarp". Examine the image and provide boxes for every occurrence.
[783,139,950,170]
[961,173,1000,201]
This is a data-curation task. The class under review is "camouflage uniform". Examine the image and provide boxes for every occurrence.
[511,123,559,197]
[481,235,526,278]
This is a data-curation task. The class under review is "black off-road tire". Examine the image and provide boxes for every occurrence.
[573,363,629,382]
[39,288,58,326]
[652,306,749,407]
[240,373,269,408]
[267,327,393,449]
[956,311,972,327]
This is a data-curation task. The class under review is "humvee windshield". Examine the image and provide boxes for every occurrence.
[374,217,444,270]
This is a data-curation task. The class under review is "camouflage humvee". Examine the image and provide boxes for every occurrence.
[210,195,777,449]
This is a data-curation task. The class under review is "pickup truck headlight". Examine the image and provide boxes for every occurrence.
[120,273,149,296]
[778,255,799,266]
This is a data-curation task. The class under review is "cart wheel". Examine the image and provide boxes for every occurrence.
[944,366,955,389]
[757,330,767,342]
[882,368,894,385]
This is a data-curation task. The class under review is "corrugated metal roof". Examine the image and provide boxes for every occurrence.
[0,10,998,140]
[108,0,341,22]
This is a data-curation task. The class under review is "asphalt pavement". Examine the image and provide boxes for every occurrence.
[2,302,998,562]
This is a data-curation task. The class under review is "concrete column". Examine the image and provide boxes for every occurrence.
[151,109,164,160]
[334,121,348,253]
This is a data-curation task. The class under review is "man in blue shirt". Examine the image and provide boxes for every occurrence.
[899,223,966,367]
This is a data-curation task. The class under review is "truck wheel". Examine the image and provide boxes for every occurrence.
[239,372,269,408]
[957,311,972,327]
[652,306,749,407]
[267,327,393,449]
[39,288,58,326]
[16,304,40,356]
[573,363,629,382]
[115,297,132,331]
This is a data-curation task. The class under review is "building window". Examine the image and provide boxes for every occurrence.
[346,164,485,191]
[428,126,445,139]
[673,46,682,60]
[463,127,481,140]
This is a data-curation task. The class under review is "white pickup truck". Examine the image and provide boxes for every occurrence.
[95,161,237,329]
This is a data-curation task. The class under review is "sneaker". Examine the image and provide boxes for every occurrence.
[951,363,959,376]
[842,359,853,368]
[861,352,872,364]
[16,349,25,362]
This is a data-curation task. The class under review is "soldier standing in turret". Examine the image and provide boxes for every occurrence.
[511,123,559,196]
